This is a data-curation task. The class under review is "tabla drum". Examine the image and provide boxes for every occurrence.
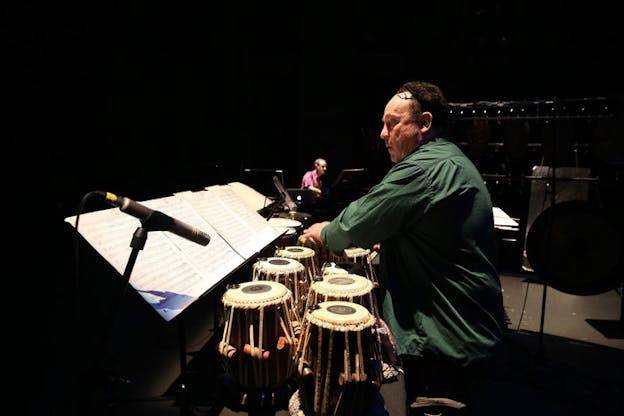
[294,301,383,416]
[269,217,303,246]
[305,273,378,320]
[273,227,299,246]
[321,261,366,277]
[298,235,331,268]
[253,257,308,316]
[329,247,379,286]
[279,210,312,225]
[219,281,300,407]
[275,246,320,288]
[269,217,303,229]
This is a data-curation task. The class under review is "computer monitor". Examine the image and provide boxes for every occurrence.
[331,168,369,190]
[329,168,371,206]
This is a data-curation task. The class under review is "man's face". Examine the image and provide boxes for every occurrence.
[379,94,422,163]
[315,161,327,176]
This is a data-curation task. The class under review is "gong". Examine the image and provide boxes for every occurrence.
[526,200,623,295]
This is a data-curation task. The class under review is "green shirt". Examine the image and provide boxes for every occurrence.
[321,138,505,366]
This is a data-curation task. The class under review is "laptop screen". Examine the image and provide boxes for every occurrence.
[287,188,316,207]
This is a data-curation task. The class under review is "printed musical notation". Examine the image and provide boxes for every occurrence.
[65,183,281,321]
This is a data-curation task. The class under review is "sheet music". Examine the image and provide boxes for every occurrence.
[493,207,520,229]
[177,187,279,259]
[208,185,280,248]
[139,195,247,287]
[227,181,273,212]
[65,185,281,321]
[66,205,206,321]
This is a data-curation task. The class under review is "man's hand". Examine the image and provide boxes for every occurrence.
[307,185,322,195]
[301,221,330,244]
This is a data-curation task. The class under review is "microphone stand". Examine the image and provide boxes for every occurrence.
[118,211,180,317]
[100,211,182,414]
[263,194,286,220]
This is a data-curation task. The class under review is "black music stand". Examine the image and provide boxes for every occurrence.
[69,187,288,415]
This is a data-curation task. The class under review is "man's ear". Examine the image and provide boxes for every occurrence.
[421,111,433,130]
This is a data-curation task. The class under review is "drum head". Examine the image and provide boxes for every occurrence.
[268,217,302,229]
[276,246,315,258]
[322,261,365,276]
[273,226,296,236]
[221,280,291,307]
[343,247,370,258]
[255,257,305,272]
[314,273,372,297]
[307,301,375,331]
[526,200,623,295]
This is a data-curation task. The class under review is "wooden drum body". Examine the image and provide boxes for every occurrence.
[327,247,379,286]
[275,245,320,288]
[306,273,378,320]
[294,301,383,416]
[219,281,299,404]
[253,256,308,316]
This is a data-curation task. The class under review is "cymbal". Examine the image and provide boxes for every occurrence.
[279,211,312,222]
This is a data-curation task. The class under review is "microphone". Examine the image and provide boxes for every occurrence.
[100,191,211,246]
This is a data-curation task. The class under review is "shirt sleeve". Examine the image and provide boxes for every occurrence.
[321,161,432,252]
[301,171,313,188]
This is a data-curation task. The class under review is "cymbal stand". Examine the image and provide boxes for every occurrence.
[535,107,560,365]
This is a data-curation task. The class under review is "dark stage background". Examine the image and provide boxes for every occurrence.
[11,2,623,415]
[16,1,623,216]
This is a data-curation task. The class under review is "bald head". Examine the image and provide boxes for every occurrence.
[314,158,327,176]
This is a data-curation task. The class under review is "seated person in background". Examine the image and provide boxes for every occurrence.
[301,158,327,196]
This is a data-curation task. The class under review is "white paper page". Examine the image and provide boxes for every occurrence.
[493,207,520,228]
[226,181,273,212]
[65,193,254,321]
[178,188,279,259]
[140,195,247,291]
[66,208,205,322]
[209,185,282,252]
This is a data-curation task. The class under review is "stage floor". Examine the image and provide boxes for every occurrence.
[37,272,623,416]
